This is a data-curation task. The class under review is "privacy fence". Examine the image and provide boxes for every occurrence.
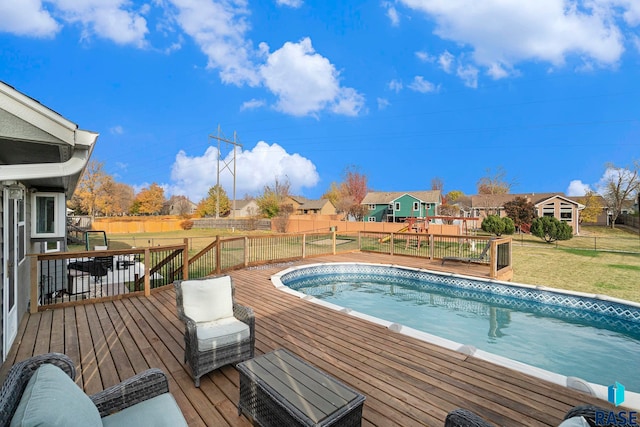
[32,232,511,312]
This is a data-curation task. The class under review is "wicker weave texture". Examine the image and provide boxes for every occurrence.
[0,353,173,424]
[174,276,256,387]
[237,350,365,427]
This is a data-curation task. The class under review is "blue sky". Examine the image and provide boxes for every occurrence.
[1,0,639,203]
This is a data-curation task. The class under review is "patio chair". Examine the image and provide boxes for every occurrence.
[0,353,187,426]
[174,275,255,387]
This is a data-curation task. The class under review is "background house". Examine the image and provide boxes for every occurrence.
[0,81,97,363]
[285,196,337,216]
[163,195,197,216]
[458,193,584,234]
[229,199,260,218]
[362,191,442,222]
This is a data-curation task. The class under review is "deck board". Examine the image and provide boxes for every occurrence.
[1,252,615,426]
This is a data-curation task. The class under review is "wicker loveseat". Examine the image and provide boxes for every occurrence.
[174,275,255,387]
[0,353,187,426]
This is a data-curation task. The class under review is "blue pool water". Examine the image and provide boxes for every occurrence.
[282,266,640,392]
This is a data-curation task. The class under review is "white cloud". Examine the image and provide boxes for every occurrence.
[438,51,454,73]
[383,1,400,26]
[566,180,592,196]
[388,79,403,92]
[276,0,303,8]
[170,142,319,201]
[377,97,390,109]
[408,76,438,93]
[169,0,260,86]
[0,0,60,37]
[240,98,266,111]
[53,0,149,46]
[260,38,365,116]
[110,125,124,134]
[415,51,435,62]
[456,64,478,88]
[400,0,626,76]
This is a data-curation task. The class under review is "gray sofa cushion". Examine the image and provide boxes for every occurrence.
[101,393,187,427]
[10,364,102,427]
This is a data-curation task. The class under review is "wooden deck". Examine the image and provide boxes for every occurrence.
[1,252,612,426]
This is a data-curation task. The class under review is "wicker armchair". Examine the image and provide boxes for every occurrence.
[0,353,186,425]
[174,275,255,387]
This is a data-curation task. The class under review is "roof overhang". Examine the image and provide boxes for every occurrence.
[0,81,98,197]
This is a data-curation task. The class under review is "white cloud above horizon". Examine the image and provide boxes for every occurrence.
[399,0,632,80]
[276,0,303,8]
[566,180,592,196]
[260,38,365,117]
[408,76,438,93]
[169,141,320,201]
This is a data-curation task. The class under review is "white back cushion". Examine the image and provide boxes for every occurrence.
[181,277,234,323]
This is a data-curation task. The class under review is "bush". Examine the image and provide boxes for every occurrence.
[179,219,194,230]
[481,215,515,236]
[530,216,573,243]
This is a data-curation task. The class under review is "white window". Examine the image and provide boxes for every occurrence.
[388,204,393,211]
[560,203,573,222]
[31,192,66,238]
[368,204,376,210]
[413,202,419,211]
[542,203,555,217]
[368,217,376,222]
[394,202,400,210]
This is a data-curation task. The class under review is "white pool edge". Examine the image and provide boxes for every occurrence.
[271,261,640,410]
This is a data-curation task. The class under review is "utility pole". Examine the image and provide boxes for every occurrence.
[209,125,242,219]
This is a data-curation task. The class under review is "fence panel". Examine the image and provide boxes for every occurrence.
[304,233,334,257]
[391,232,430,258]
[220,238,246,271]
[247,235,303,264]
[359,232,392,254]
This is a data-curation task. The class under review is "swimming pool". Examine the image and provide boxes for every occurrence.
[272,262,640,407]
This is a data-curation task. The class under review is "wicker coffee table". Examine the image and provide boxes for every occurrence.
[237,349,365,427]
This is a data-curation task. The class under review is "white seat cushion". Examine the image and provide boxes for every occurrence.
[196,317,250,351]
[181,277,233,323]
[101,393,187,427]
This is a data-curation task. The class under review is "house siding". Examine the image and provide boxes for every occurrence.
[0,191,4,359]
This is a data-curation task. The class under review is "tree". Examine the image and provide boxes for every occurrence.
[430,177,444,192]
[503,196,535,230]
[477,167,513,195]
[446,190,464,203]
[530,216,573,243]
[256,177,291,219]
[196,185,230,217]
[481,215,515,236]
[70,160,109,218]
[578,191,603,224]
[601,161,639,228]
[322,166,370,221]
[133,183,165,215]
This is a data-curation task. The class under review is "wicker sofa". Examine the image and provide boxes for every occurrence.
[0,353,187,426]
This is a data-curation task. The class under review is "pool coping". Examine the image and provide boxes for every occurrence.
[271,261,640,410]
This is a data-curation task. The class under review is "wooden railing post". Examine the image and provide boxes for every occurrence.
[302,234,306,258]
[489,239,498,279]
[144,247,151,296]
[332,231,336,255]
[390,233,394,255]
[30,256,38,314]
[182,238,189,280]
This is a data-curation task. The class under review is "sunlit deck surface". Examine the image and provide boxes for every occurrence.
[2,252,612,426]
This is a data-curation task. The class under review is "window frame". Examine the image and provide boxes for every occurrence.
[31,192,66,238]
